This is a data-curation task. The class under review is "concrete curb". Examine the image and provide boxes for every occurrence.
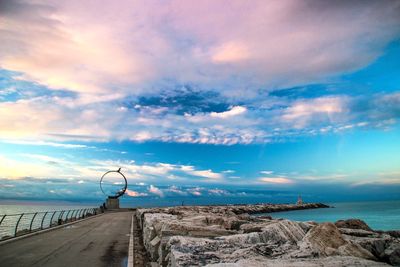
[0,213,104,246]
[128,213,134,267]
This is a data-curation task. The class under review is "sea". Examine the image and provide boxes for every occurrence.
[0,201,97,239]
[257,200,400,231]
[1,200,399,231]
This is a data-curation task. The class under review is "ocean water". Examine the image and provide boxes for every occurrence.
[0,202,98,239]
[1,200,399,231]
[259,200,400,231]
[0,203,95,215]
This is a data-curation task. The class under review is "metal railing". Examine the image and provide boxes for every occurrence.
[0,208,100,241]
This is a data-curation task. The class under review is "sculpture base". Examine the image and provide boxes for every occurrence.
[106,197,120,209]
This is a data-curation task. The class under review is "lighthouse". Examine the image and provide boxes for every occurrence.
[296,195,303,205]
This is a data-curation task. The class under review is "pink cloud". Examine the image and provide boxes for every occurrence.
[1,0,399,99]
[259,177,294,184]
[125,189,148,197]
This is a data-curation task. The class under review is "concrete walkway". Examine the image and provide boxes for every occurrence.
[0,211,133,267]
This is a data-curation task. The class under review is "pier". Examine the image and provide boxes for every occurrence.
[0,203,330,267]
[0,210,147,267]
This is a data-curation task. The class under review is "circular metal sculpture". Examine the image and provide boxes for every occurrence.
[100,168,127,199]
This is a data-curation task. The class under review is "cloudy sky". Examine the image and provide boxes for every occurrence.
[1,0,400,204]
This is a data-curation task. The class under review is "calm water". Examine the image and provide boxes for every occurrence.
[259,200,400,231]
[1,200,399,231]
[0,202,97,239]
[0,202,95,215]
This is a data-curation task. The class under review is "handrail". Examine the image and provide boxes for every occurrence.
[14,213,24,236]
[65,210,71,221]
[70,210,77,221]
[0,207,102,241]
[49,211,57,226]
[40,212,48,229]
[0,215,6,226]
[29,212,38,231]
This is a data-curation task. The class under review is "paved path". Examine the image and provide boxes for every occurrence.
[0,211,133,267]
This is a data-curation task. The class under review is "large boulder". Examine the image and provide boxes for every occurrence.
[300,222,376,260]
[203,257,390,267]
[383,242,400,266]
[335,219,373,231]
[341,226,400,265]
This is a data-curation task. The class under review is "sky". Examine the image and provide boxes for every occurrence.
[0,0,400,205]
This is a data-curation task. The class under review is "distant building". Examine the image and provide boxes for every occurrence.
[296,195,303,205]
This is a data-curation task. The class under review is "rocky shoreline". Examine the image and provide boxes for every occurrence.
[135,203,400,266]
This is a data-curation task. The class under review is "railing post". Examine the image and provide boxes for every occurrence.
[69,210,75,221]
[73,209,79,220]
[49,211,57,228]
[29,212,38,232]
[40,212,48,229]
[77,209,82,219]
[58,210,65,221]
[0,215,6,226]
[14,213,24,237]
[65,210,71,222]
[70,210,76,221]
[57,210,65,225]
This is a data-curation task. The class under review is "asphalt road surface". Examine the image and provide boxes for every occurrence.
[0,211,132,267]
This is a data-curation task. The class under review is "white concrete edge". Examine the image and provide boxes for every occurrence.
[128,213,134,267]
[0,213,104,246]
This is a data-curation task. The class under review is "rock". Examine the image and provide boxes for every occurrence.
[301,222,375,260]
[257,215,272,220]
[297,221,316,233]
[150,236,161,259]
[383,242,400,265]
[141,213,178,262]
[134,204,397,267]
[341,227,400,265]
[335,219,373,231]
[203,257,390,267]
[221,220,307,245]
[339,228,377,237]
[376,230,400,239]
[304,222,347,252]
[386,231,400,239]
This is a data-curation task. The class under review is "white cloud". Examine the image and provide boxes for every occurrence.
[187,187,203,196]
[210,106,247,119]
[149,185,164,197]
[185,169,222,180]
[2,139,89,149]
[260,171,273,175]
[1,0,400,146]
[167,185,188,196]
[282,97,345,128]
[208,188,230,196]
